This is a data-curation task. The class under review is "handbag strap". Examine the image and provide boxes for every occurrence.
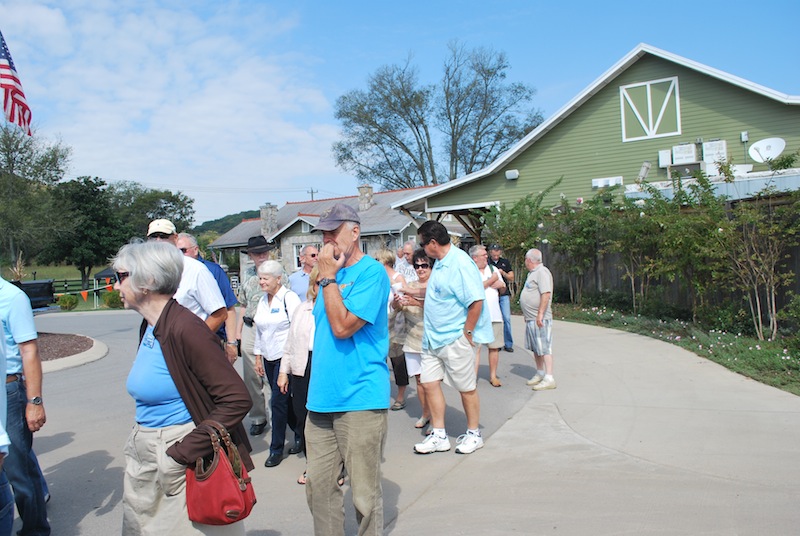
[198,420,248,484]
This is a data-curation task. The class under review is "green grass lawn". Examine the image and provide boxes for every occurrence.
[553,303,800,397]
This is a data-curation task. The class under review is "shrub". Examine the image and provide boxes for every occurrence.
[57,294,78,311]
[102,290,124,309]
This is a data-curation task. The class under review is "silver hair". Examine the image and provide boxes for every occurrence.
[111,241,183,296]
[526,248,543,263]
[177,232,198,247]
[257,259,285,278]
[469,244,487,258]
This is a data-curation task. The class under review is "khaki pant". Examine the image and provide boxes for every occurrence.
[305,410,387,536]
[241,324,268,425]
[122,422,244,536]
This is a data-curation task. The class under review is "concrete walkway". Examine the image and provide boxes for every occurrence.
[33,312,800,535]
[390,320,800,535]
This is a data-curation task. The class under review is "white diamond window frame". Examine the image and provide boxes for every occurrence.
[620,76,681,142]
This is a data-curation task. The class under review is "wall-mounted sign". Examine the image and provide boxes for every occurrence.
[672,144,697,165]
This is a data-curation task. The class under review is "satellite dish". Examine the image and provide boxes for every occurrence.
[749,137,786,163]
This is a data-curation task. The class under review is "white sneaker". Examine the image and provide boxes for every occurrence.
[526,374,544,386]
[532,377,556,390]
[454,433,484,454]
[414,433,451,454]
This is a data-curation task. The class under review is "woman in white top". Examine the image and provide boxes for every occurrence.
[278,265,319,485]
[253,260,302,468]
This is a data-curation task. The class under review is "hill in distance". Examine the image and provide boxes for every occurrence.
[193,210,259,235]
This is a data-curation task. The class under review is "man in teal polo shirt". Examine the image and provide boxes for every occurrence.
[413,221,493,456]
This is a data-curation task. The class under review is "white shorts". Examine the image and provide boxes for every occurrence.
[420,334,477,392]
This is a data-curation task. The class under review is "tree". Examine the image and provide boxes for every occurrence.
[0,125,71,263]
[107,180,195,238]
[714,190,800,340]
[333,42,542,190]
[40,177,128,288]
[479,178,561,297]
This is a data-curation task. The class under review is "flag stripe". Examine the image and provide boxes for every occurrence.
[0,30,32,135]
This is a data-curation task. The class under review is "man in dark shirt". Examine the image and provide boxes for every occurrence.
[488,244,515,352]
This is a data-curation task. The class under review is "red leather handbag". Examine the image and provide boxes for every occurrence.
[185,420,257,525]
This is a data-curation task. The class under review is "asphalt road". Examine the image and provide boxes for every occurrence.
[32,309,538,535]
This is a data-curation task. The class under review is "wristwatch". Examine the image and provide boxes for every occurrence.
[319,278,337,288]
[27,396,42,405]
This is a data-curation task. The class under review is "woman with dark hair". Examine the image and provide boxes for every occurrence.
[392,248,434,429]
[113,240,253,535]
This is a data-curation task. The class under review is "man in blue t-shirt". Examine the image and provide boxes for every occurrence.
[305,203,389,536]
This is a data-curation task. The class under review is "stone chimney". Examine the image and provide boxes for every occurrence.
[358,184,374,212]
[260,202,278,237]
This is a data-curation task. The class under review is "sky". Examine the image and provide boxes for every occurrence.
[2,0,798,225]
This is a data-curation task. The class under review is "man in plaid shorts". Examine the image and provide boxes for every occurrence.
[519,248,556,390]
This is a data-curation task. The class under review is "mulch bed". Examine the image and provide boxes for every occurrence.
[37,332,94,361]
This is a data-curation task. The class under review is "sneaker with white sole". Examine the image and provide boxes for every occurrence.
[454,433,484,454]
[414,433,451,454]
[526,374,544,386]
[532,377,556,390]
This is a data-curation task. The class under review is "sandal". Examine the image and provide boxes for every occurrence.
[414,416,430,429]
[391,400,406,411]
[490,377,502,387]
[297,471,307,485]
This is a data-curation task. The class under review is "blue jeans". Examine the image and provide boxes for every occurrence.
[0,471,13,536]
[499,294,513,349]
[263,358,296,455]
[4,379,50,535]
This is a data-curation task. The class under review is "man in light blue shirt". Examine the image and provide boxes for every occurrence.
[288,245,318,300]
[414,221,492,456]
[0,276,50,535]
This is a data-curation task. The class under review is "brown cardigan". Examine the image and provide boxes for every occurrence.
[139,299,254,471]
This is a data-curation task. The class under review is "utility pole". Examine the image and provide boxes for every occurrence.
[307,188,318,200]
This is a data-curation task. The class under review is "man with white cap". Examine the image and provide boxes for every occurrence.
[146,219,227,333]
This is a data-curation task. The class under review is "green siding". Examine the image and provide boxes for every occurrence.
[428,54,800,211]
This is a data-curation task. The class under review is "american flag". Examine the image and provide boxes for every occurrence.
[0,30,32,136]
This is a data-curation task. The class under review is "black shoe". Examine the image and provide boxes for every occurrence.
[265,452,283,467]
[249,422,267,436]
[504,347,514,353]
[288,440,302,455]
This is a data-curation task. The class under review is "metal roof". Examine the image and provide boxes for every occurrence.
[209,186,452,249]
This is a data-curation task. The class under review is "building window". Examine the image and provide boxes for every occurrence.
[301,222,311,233]
[361,240,368,254]
[620,76,681,142]
[293,244,304,269]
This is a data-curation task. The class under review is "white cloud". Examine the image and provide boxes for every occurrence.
[4,1,353,223]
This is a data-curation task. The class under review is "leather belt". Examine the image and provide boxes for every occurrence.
[6,374,20,384]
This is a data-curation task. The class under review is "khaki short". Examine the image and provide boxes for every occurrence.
[420,334,477,392]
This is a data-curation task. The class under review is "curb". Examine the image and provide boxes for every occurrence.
[42,337,108,373]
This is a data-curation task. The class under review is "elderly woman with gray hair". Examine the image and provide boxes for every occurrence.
[112,240,252,535]
[252,260,302,468]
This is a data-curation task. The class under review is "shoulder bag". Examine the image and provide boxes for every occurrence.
[185,420,257,525]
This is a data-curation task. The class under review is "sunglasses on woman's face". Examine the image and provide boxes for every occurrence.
[414,263,430,269]
[115,271,130,283]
